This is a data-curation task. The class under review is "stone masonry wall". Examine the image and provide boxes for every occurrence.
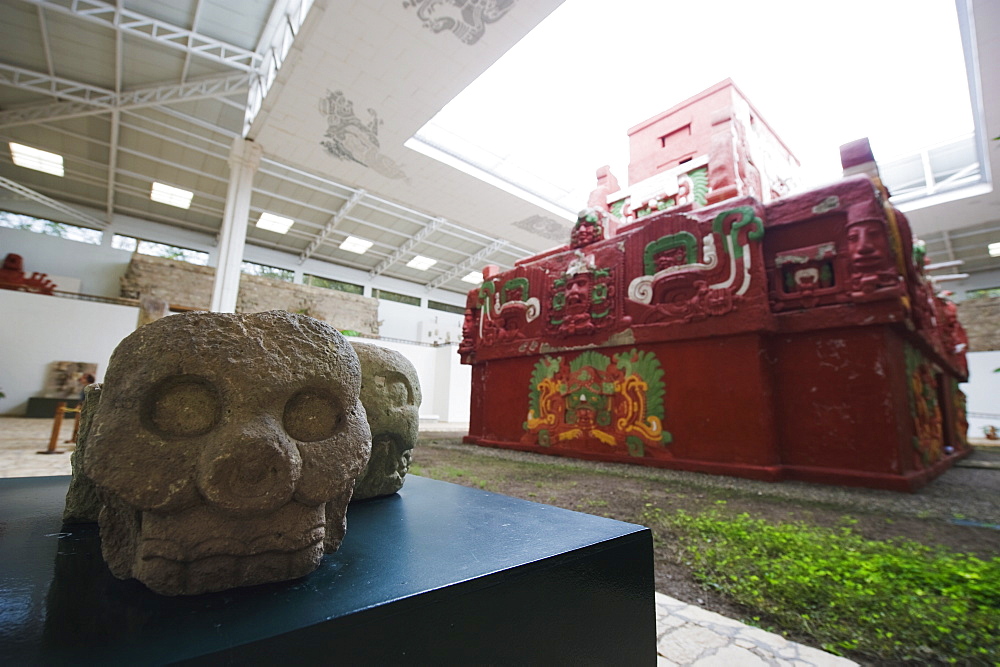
[120,254,379,335]
[957,295,1000,352]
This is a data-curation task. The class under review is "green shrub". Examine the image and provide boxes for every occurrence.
[652,509,999,664]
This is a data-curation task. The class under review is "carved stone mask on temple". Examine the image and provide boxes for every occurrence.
[83,310,371,596]
[846,219,892,274]
[350,342,422,500]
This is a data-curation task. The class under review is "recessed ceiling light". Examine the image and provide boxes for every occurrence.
[406,255,437,270]
[256,212,294,234]
[989,242,1000,258]
[9,142,64,177]
[461,271,484,284]
[150,182,193,209]
[340,235,373,254]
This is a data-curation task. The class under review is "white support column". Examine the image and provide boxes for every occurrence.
[210,138,262,313]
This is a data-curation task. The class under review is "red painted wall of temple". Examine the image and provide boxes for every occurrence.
[459,83,969,492]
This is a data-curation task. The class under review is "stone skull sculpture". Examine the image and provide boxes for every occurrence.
[84,310,371,596]
[350,342,422,500]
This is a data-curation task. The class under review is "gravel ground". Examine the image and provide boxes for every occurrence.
[418,434,1000,525]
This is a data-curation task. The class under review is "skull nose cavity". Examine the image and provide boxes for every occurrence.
[200,438,301,512]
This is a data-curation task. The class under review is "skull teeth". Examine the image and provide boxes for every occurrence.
[138,541,324,596]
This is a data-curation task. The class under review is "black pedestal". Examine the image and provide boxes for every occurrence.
[25,397,80,418]
[0,475,655,665]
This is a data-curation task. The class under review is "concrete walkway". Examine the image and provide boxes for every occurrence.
[0,417,856,665]
[654,593,856,666]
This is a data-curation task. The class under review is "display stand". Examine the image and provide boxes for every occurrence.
[0,475,655,665]
[26,397,81,418]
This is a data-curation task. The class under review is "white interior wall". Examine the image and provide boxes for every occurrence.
[0,227,132,297]
[0,287,470,422]
[965,351,1000,437]
[0,290,139,415]
[356,338,470,423]
[376,299,463,344]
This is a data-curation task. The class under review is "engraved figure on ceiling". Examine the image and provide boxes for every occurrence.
[318,90,406,180]
[403,0,517,45]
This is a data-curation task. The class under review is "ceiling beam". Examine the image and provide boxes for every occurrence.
[0,175,108,229]
[299,189,365,263]
[0,72,250,128]
[942,230,957,263]
[369,217,446,278]
[148,105,241,139]
[425,239,507,291]
[0,62,114,105]
[36,5,55,77]
[106,110,119,223]
[106,3,122,224]
[180,0,206,83]
[244,0,315,136]
[18,0,262,73]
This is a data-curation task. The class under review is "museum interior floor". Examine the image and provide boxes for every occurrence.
[0,416,856,666]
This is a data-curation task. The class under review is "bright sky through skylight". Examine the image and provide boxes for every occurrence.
[416,0,972,213]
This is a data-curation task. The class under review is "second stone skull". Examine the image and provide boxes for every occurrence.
[350,341,422,500]
[84,311,371,596]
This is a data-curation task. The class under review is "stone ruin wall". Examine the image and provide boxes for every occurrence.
[119,254,379,335]
[957,295,1000,352]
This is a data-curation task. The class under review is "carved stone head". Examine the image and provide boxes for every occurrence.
[84,311,371,595]
[350,342,421,500]
[571,208,605,248]
[846,219,893,276]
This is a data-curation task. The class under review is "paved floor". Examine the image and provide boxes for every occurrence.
[0,416,857,666]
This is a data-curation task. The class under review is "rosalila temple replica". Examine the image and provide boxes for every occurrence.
[458,80,970,492]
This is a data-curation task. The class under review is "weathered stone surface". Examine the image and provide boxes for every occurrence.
[957,295,1000,352]
[62,383,103,524]
[350,342,422,500]
[119,254,380,335]
[83,310,371,596]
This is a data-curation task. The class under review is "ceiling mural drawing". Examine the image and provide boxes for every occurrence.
[512,215,571,241]
[319,90,407,180]
[402,0,518,45]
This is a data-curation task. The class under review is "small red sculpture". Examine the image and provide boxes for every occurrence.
[0,253,57,294]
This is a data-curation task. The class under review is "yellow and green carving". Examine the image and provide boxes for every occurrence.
[687,167,709,205]
[524,348,671,456]
[904,344,944,466]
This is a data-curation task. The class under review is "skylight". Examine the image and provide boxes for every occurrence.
[989,242,1000,258]
[9,142,64,177]
[256,212,294,234]
[340,235,373,254]
[411,0,975,210]
[461,271,484,284]
[150,182,193,209]
[406,255,437,271]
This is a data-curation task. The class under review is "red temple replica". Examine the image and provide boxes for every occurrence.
[459,81,970,492]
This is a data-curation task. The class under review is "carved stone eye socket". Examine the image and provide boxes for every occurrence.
[375,373,413,407]
[284,389,344,442]
[143,375,220,437]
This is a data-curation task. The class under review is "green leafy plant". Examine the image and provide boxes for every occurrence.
[646,509,1000,664]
